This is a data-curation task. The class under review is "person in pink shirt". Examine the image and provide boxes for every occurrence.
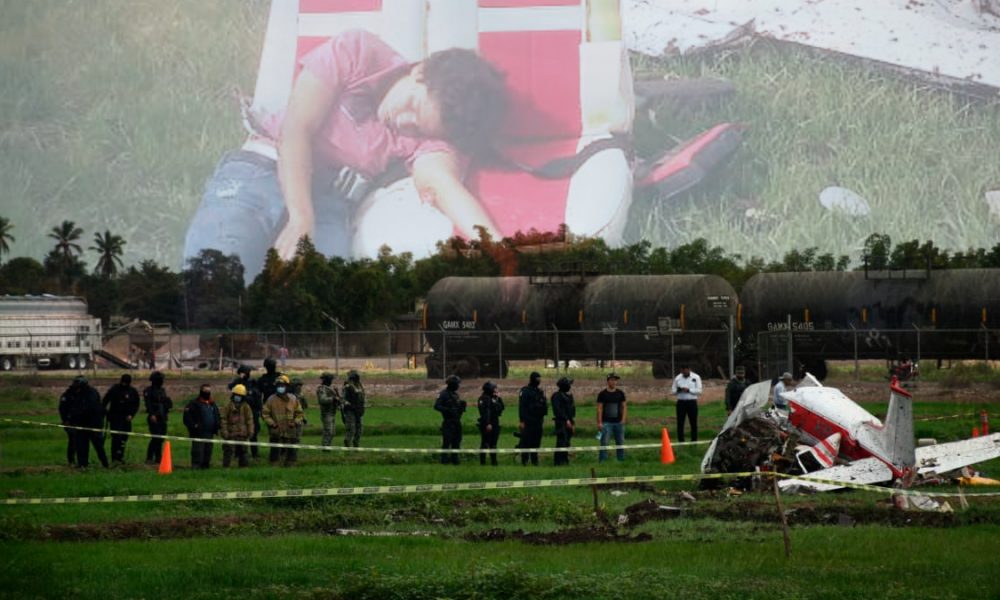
[183,30,507,281]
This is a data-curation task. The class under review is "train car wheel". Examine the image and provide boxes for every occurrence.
[0,357,12,371]
[800,359,828,381]
[651,359,670,379]
[454,356,481,378]
[77,355,88,369]
[64,355,77,370]
[425,356,443,379]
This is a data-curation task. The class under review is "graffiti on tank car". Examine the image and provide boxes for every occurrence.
[767,321,815,331]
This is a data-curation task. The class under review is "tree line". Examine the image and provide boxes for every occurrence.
[1,216,999,331]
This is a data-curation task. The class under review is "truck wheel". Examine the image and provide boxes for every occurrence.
[0,357,12,371]
[77,355,88,369]
[65,355,78,370]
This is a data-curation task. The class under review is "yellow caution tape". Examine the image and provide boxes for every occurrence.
[0,418,709,454]
[2,469,998,506]
[0,472,749,506]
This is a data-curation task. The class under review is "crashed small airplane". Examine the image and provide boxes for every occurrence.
[701,375,1000,492]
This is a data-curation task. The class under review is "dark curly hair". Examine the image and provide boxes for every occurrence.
[422,48,507,156]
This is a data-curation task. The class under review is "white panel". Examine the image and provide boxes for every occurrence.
[426,0,478,52]
[382,0,428,61]
[297,13,383,38]
[252,0,300,116]
[578,40,633,136]
[479,5,584,33]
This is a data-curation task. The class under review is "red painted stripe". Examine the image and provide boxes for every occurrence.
[813,448,834,467]
[300,0,381,12]
[819,436,839,457]
[470,138,576,238]
[479,30,582,140]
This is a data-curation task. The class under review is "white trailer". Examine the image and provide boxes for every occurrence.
[0,296,103,370]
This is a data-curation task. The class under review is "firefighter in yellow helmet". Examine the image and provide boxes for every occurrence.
[262,374,304,466]
[220,384,254,467]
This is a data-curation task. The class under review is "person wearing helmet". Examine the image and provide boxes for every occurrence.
[229,364,264,459]
[143,371,173,465]
[518,371,548,466]
[263,374,304,466]
[434,375,467,465]
[551,376,576,466]
[102,373,141,465]
[316,372,342,448]
[477,380,504,466]
[257,357,283,407]
[341,370,366,447]
[183,384,221,469]
[220,384,254,468]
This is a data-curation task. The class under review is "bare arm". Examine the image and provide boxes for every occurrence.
[412,152,501,239]
[274,70,339,259]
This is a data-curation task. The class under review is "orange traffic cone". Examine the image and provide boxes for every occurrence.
[158,440,173,474]
[660,428,675,465]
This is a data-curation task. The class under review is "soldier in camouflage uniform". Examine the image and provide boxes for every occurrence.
[290,376,307,439]
[263,374,304,466]
[316,372,341,448]
[341,370,366,447]
[220,384,254,468]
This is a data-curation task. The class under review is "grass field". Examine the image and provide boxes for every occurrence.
[2,1,997,270]
[2,378,999,599]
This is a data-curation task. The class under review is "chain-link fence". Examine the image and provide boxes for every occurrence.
[755,324,999,381]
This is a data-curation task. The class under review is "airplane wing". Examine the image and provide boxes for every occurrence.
[915,433,1000,476]
[778,457,894,492]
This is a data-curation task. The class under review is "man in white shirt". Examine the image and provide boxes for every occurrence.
[773,372,794,410]
[670,365,703,442]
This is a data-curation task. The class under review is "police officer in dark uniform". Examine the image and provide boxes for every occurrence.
[551,376,576,466]
[477,381,504,466]
[143,371,173,465]
[58,379,81,466]
[102,373,141,464]
[518,371,547,466]
[434,375,466,465]
[725,366,748,415]
[228,364,263,459]
[257,357,282,406]
[62,376,109,468]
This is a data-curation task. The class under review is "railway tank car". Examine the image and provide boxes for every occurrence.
[739,269,1000,379]
[421,275,737,378]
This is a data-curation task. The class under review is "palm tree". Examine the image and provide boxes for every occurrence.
[90,230,126,278]
[48,220,83,263]
[0,217,14,264]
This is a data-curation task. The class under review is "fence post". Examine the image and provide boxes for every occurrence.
[850,324,859,380]
[552,324,560,372]
[495,324,503,379]
[670,331,675,378]
[984,324,989,361]
[439,325,447,380]
[728,314,735,379]
[611,328,616,369]
[913,324,921,367]
[786,314,793,375]
[386,325,392,373]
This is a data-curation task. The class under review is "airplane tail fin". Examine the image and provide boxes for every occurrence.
[881,377,916,473]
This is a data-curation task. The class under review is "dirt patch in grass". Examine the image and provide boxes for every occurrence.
[465,525,652,545]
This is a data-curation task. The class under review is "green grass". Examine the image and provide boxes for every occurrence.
[2,380,1000,597]
[629,40,1000,259]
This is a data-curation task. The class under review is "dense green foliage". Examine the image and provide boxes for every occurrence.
[2,217,1000,330]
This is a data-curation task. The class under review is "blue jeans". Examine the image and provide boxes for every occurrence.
[183,151,352,283]
[599,422,625,462]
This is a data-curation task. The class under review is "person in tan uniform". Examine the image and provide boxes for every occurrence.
[220,384,255,468]
[263,374,304,466]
